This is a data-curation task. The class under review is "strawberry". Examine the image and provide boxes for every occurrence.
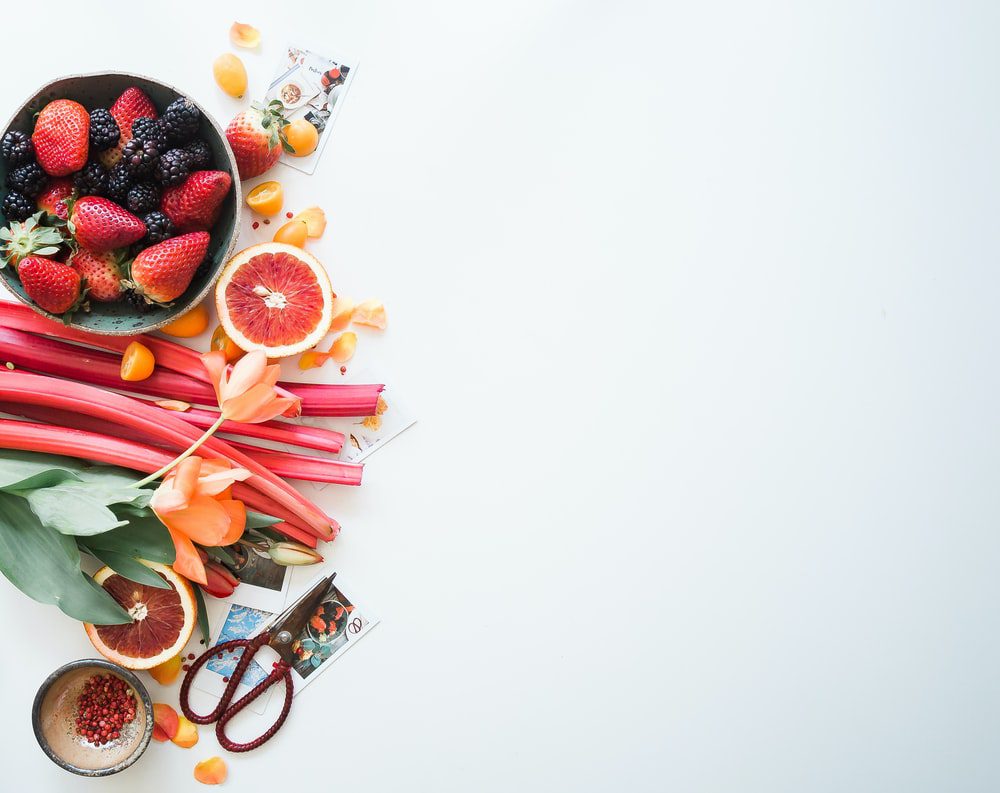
[225,101,291,179]
[160,170,231,231]
[18,256,83,314]
[99,87,158,168]
[32,99,90,176]
[69,248,124,302]
[68,196,146,252]
[124,231,210,304]
[36,177,74,219]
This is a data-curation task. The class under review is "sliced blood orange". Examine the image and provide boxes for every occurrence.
[84,561,196,670]
[215,242,334,358]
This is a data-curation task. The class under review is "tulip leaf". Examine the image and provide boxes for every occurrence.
[0,450,85,492]
[193,584,210,644]
[246,511,281,529]
[83,548,170,590]
[80,515,176,565]
[0,493,131,625]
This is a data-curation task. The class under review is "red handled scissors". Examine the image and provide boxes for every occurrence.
[179,573,336,752]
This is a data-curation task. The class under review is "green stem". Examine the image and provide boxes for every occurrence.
[131,415,226,488]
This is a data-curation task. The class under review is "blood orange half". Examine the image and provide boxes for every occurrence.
[215,242,334,358]
[84,562,196,670]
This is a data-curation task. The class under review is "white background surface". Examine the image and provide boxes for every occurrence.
[1,1,998,790]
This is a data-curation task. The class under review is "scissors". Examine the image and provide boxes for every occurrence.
[179,573,336,752]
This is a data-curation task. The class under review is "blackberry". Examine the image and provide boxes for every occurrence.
[125,289,154,312]
[2,190,35,221]
[106,162,132,204]
[89,108,120,151]
[130,117,168,149]
[121,137,160,178]
[142,210,175,245]
[162,97,200,144]
[7,162,48,197]
[193,254,214,281]
[183,139,211,170]
[73,162,108,197]
[127,181,160,214]
[1,130,34,166]
[155,148,190,186]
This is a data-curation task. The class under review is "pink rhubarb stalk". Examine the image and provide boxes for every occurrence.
[225,442,363,485]
[0,369,336,538]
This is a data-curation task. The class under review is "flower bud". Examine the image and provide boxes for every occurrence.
[268,541,324,566]
[200,561,239,598]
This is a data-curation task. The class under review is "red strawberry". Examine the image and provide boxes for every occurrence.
[68,197,146,252]
[125,232,210,304]
[69,248,124,302]
[99,87,158,168]
[18,256,83,314]
[36,177,74,219]
[32,99,90,176]
[225,101,289,179]
[160,170,231,231]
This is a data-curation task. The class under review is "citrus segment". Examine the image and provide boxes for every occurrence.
[215,242,333,358]
[84,562,196,670]
[246,181,283,216]
[273,219,308,247]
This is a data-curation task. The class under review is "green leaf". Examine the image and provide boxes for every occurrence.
[81,514,176,565]
[0,450,84,492]
[193,585,210,644]
[17,471,152,537]
[83,548,170,590]
[0,494,131,624]
[206,545,236,566]
[246,511,281,529]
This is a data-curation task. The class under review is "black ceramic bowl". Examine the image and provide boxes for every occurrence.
[0,71,242,335]
[32,658,154,777]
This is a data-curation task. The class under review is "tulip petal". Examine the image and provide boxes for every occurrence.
[216,499,247,546]
[173,457,203,503]
[160,495,232,546]
[224,350,267,401]
[222,383,297,424]
[165,526,207,585]
[200,351,228,404]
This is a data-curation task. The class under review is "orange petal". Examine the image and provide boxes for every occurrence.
[200,351,227,404]
[223,383,297,423]
[352,300,387,329]
[174,457,204,503]
[149,655,182,685]
[162,496,233,547]
[329,296,354,332]
[298,350,328,370]
[216,500,247,546]
[155,400,192,412]
[224,350,267,401]
[194,756,228,785]
[292,206,327,238]
[229,22,260,48]
[152,703,180,741]
[165,526,207,585]
[330,332,357,363]
[172,716,199,748]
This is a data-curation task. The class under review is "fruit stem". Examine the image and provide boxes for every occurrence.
[132,415,226,488]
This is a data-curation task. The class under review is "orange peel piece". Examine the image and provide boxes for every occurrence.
[229,22,261,48]
[149,655,183,685]
[155,400,192,412]
[152,703,180,742]
[329,332,357,363]
[298,350,324,371]
[352,299,387,330]
[293,206,327,238]
[329,296,354,332]
[172,715,199,748]
[195,756,228,785]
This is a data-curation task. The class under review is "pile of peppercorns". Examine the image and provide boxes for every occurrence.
[74,673,137,746]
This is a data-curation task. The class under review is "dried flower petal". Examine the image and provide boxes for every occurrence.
[352,299,387,329]
[376,396,388,415]
[194,756,228,785]
[361,414,382,431]
[156,399,192,412]
[293,206,326,237]
[330,332,357,363]
[298,350,326,370]
[229,22,261,48]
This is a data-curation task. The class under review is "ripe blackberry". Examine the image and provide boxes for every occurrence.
[106,162,132,205]
[7,162,48,197]
[183,139,211,170]
[125,289,154,312]
[2,191,35,221]
[142,210,175,245]
[155,148,190,186]
[89,108,120,151]
[1,130,34,166]
[73,162,108,197]
[162,97,201,144]
[194,253,214,281]
[130,117,169,149]
[127,181,160,215]
[121,137,160,178]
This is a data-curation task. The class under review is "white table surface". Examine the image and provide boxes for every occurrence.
[2,1,999,790]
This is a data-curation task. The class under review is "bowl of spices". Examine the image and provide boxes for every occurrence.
[32,658,153,776]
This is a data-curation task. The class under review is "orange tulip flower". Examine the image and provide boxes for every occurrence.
[150,457,251,585]
[201,349,301,423]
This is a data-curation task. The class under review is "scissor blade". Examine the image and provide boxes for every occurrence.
[268,573,336,664]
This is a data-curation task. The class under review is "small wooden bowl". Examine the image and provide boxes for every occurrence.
[0,71,242,335]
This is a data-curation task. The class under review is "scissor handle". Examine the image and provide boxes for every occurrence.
[215,660,294,752]
[180,632,272,725]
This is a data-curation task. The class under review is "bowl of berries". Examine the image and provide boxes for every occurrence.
[0,71,241,334]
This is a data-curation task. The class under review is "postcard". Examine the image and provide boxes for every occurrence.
[265,44,357,174]
[224,543,291,613]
